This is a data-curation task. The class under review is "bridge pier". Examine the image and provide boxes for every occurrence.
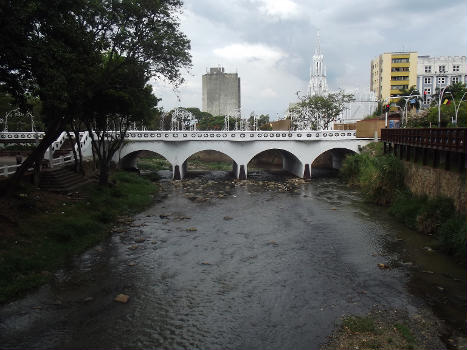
[281,152,304,178]
[233,161,247,179]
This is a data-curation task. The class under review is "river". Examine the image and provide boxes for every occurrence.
[1,171,465,349]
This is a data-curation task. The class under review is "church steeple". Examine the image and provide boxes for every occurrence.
[308,31,328,96]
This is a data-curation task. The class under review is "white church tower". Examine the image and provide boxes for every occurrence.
[308,31,328,96]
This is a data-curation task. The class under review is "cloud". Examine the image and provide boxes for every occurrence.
[153,0,467,118]
[255,0,300,20]
[213,43,287,63]
[260,88,278,98]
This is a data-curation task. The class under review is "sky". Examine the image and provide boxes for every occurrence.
[152,0,467,119]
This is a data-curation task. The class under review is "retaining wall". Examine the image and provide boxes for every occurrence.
[403,161,466,212]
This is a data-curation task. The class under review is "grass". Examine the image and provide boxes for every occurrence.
[187,159,232,171]
[323,313,425,350]
[341,142,466,262]
[137,157,171,172]
[342,316,377,333]
[0,171,158,303]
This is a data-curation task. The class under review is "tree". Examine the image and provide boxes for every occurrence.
[289,91,354,130]
[0,0,102,188]
[85,58,158,184]
[0,0,191,189]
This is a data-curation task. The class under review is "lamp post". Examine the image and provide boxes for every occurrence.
[438,86,448,127]
[402,92,421,127]
[445,91,466,126]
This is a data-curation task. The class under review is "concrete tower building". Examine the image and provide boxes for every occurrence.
[202,67,241,116]
[308,32,328,96]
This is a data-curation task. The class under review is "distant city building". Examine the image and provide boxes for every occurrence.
[416,55,467,105]
[370,52,418,101]
[339,89,378,123]
[202,67,241,116]
[308,31,328,96]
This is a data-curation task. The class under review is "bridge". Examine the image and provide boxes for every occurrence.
[116,130,373,179]
[0,130,373,179]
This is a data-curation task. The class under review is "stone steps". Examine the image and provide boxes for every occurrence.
[39,167,91,192]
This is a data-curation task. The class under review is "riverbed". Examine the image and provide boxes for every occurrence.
[1,171,464,349]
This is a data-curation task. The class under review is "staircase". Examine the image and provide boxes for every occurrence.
[39,167,91,192]
[53,137,74,158]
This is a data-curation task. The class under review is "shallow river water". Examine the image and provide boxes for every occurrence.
[1,171,465,349]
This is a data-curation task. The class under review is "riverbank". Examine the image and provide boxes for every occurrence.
[322,306,448,350]
[0,171,158,303]
[340,142,466,262]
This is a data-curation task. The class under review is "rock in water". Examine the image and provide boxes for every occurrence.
[114,294,130,303]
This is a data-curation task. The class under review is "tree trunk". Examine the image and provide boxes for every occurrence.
[67,130,79,173]
[98,158,109,185]
[74,129,84,175]
[5,123,63,194]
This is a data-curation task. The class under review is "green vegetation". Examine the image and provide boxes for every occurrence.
[321,308,447,350]
[342,316,377,333]
[394,323,416,344]
[0,171,158,303]
[137,157,171,172]
[188,159,232,171]
[341,143,466,261]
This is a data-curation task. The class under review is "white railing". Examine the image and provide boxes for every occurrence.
[0,163,34,177]
[0,154,75,178]
[123,130,359,141]
[0,131,45,141]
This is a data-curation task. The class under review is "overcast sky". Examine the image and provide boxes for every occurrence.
[152,0,467,119]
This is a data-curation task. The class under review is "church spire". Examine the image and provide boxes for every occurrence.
[315,30,321,55]
[308,30,328,96]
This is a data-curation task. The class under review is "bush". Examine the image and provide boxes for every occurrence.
[389,191,424,229]
[341,145,404,205]
[437,216,467,259]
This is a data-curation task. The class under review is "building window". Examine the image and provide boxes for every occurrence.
[438,77,446,84]
[391,85,408,90]
[439,65,446,73]
[425,65,431,73]
[391,67,409,72]
[453,65,460,72]
[424,88,431,95]
[424,77,432,84]
[451,76,459,84]
[391,76,408,81]
[392,58,410,63]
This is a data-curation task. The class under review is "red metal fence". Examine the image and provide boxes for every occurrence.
[381,128,466,153]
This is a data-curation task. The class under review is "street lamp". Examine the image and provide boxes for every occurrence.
[402,92,421,127]
[445,91,466,126]
[438,86,449,127]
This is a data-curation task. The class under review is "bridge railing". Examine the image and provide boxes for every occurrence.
[381,128,466,153]
[0,131,45,142]
[123,130,358,141]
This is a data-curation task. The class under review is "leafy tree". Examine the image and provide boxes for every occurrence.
[0,0,191,188]
[0,0,101,187]
[289,91,354,130]
[85,58,158,184]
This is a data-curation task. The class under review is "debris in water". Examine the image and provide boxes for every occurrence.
[114,294,130,303]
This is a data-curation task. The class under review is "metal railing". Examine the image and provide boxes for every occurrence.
[381,128,466,153]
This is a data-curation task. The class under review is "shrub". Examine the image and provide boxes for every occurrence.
[437,216,467,259]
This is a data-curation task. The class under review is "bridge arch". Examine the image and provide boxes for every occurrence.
[181,149,238,178]
[310,147,357,172]
[118,149,172,172]
[246,147,305,178]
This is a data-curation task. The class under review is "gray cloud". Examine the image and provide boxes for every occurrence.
[153,0,467,118]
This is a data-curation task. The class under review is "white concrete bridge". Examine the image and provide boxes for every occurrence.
[117,130,373,179]
[0,130,373,179]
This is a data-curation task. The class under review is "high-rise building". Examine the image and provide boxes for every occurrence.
[370,52,418,101]
[417,55,467,105]
[308,32,328,96]
[202,67,241,116]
